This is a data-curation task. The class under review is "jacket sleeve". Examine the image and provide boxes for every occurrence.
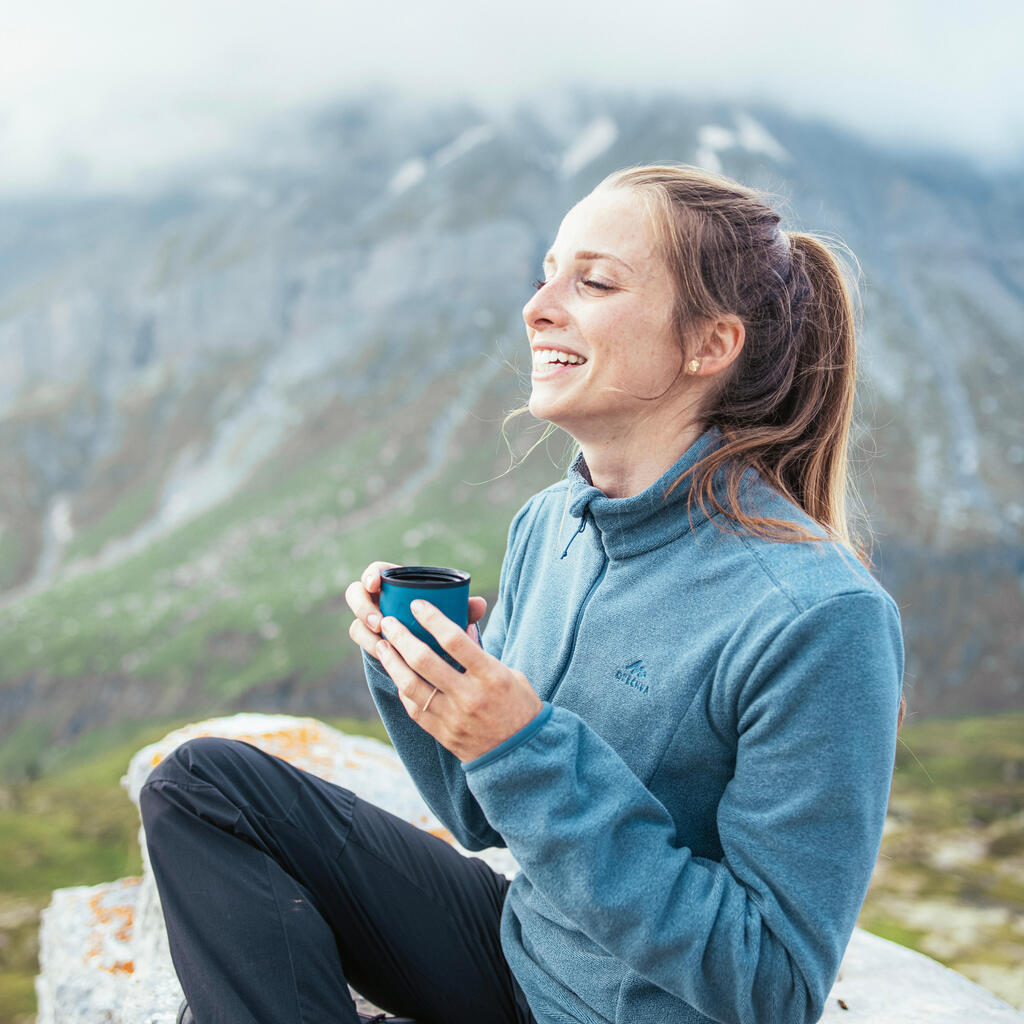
[462,590,903,1024]
[360,497,539,852]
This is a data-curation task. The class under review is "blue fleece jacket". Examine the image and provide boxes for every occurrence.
[362,428,903,1024]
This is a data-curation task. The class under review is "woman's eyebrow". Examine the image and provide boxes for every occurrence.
[542,250,635,272]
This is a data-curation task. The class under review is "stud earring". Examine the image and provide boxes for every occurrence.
[688,359,701,374]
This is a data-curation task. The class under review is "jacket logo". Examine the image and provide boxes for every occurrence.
[614,659,649,695]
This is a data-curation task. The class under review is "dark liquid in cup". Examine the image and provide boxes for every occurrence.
[381,567,469,587]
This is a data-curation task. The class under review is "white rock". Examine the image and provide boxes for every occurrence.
[823,929,1023,1022]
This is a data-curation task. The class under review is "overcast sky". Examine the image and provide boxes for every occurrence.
[2,0,1022,194]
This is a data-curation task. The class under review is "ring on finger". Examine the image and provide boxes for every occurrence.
[422,686,438,713]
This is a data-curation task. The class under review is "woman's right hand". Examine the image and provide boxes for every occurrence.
[345,561,400,657]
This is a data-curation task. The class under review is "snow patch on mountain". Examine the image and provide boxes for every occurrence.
[389,158,428,195]
[733,112,790,162]
[435,125,495,167]
[561,117,618,178]
[696,112,790,172]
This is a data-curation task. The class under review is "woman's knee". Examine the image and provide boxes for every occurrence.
[142,734,356,836]
[144,735,248,789]
[139,736,251,833]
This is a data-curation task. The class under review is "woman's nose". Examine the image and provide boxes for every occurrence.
[522,279,568,333]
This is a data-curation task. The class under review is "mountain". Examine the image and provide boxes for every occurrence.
[0,92,1022,776]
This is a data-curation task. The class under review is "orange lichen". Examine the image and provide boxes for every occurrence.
[84,885,135,969]
[148,721,342,775]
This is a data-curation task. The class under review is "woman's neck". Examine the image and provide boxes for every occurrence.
[578,420,706,499]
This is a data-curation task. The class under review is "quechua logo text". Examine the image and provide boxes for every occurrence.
[614,659,649,695]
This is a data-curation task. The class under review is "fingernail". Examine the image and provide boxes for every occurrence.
[368,612,381,630]
[410,599,425,613]
[376,639,388,658]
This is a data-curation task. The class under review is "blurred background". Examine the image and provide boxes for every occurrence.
[1,0,1022,1018]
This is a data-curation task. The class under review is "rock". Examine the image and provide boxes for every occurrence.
[821,929,1023,1021]
[35,713,1024,1023]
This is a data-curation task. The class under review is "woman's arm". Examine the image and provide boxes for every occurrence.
[360,649,505,850]
[461,591,903,1024]
[347,499,538,851]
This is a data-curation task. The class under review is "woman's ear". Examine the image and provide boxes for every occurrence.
[692,315,745,377]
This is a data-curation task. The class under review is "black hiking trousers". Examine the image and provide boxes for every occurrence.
[139,736,537,1024]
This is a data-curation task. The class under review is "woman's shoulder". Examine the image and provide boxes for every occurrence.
[725,475,898,620]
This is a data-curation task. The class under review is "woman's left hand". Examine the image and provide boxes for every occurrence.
[374,600,544,763]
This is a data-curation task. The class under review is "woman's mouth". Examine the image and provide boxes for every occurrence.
[532,348,588,375]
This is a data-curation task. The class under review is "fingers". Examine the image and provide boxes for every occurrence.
[468,596,487,626]
[379,613,461,691]
[344,561,400,641]
[362,561,399,595]
[349,615,384,657]
[409,600,490,674]
[375,637,445,724]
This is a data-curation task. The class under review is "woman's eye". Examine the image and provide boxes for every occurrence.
[532,276,613,293]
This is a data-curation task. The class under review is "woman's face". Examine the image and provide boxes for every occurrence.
[523,188,686,442]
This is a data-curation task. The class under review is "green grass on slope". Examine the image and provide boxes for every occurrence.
[62,479,161,565]
[859,711,1024,1008]
[0,530,26,593]
[0,372,560,783]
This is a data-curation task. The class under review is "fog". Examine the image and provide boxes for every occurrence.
[2,0,1022,193]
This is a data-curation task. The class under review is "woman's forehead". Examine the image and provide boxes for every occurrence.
[549,189,658,266]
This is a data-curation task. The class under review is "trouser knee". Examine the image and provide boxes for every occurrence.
[140,735,356,845]
[146,735,241,785]
[139,736,259,838]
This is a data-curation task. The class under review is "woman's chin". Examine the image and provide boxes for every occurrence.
[528,391,564,425]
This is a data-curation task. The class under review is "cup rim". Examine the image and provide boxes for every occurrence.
[380,565,471,589]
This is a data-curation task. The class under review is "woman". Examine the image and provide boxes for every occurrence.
[141,165,903,1024]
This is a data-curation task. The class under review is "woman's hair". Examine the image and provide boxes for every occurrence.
[598,164,871,567]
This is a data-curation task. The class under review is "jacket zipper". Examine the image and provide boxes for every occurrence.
[560,516,587,558]
[548,548,609,703]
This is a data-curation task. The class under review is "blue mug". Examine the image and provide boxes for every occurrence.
[379,566,471,659]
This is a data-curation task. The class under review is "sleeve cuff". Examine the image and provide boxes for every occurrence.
[461,702,553,772]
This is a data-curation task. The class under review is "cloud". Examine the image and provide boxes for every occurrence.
[1,0,1021,193]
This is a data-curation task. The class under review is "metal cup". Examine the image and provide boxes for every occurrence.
[379,566,471,658]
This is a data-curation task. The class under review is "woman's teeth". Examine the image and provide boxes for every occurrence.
[533,349,587,368]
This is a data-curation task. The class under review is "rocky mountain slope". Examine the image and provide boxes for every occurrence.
[0,92,1021,774]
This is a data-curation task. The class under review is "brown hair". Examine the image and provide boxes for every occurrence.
[598,164,871,567]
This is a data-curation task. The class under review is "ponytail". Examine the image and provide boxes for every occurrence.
[599,165,872,568]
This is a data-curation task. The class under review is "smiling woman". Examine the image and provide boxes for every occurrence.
[524,187,720,498]
[140,164,905,1024]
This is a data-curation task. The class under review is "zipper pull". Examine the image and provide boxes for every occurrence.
[560,516,587,559]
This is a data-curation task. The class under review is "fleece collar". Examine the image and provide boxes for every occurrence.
[566,428,730,559]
